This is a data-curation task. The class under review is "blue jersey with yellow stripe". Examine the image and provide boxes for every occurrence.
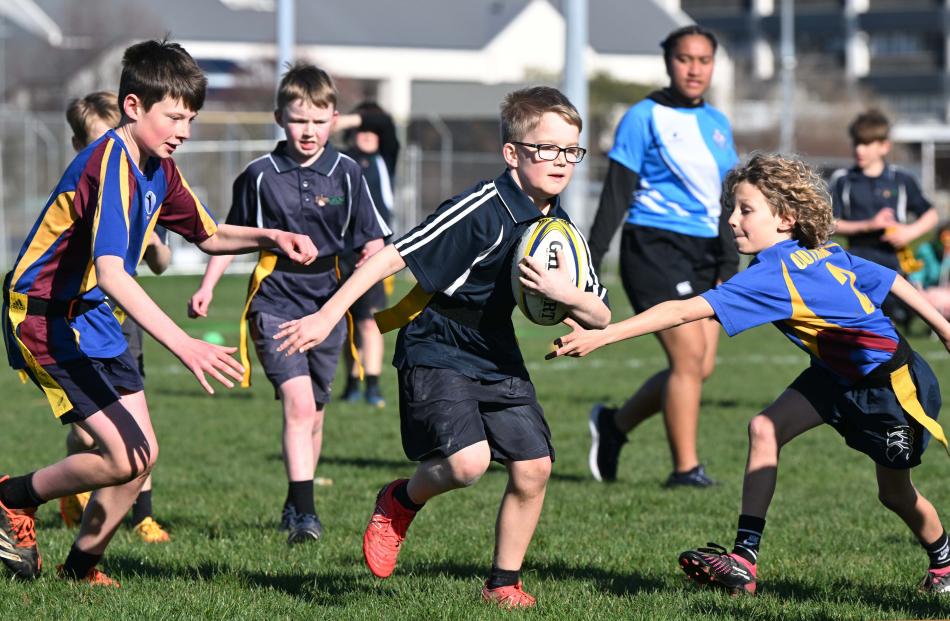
[7,129,217,364]
[701,239,900,384]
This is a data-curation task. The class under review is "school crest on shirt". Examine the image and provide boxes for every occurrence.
[712,128,727,148]
[315,194,345,207]
[144,191,158,216]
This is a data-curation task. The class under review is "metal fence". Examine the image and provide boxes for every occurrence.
[0,110,944,275]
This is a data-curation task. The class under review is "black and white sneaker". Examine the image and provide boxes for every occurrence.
[287,513,323,544]
[588,404,627,482]
[665,464,716,488]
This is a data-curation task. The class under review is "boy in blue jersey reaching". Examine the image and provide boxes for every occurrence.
[551,153,950,595]
[274,86,610,608]
[0,39,316,586]
[60,90,172,543]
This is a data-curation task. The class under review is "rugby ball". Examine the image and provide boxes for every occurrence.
[511,217,589,326]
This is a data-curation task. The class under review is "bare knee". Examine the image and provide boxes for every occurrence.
[509,458,552,496]
[104,438,158,484]
[448,451,491,487]
[748,415,779,454]
[284,398,317,428]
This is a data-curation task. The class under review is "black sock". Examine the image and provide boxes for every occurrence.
[288,480,315,516]
[486,566,520,589]
[393,480,424,512]
[345,375,361,393]
[0,473,45,509]
[366,375,380,390]
[61,544,102,580]
[924,531,950,569]
[732,514,766,565]
[131,490,153,525]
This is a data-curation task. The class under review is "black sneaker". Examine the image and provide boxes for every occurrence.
[287,513,323,544]
[278,504,298,532]
[0,478,40,580]
[365,385,385,408]
[665,464,715,488]
[588,404,627,482]
[679,542,757,595]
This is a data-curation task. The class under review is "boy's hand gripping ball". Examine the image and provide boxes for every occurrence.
[511,217,588,326]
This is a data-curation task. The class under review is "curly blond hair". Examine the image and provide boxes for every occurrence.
[722,152,835,249]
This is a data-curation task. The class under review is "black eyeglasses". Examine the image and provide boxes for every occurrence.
[510,141,587,163]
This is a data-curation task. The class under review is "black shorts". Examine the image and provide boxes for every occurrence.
[619,225,719,313]
[789,353,942,469]
[397,366,554,463]
[120,315,145,376]
[22,348,144,425]
[249,311,346,403]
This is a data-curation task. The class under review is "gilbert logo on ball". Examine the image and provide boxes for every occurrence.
[511,217,588,326]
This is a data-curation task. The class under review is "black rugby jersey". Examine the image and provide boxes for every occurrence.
[392,169,608,380]
[830,163,932,267]
[227,141,391,318]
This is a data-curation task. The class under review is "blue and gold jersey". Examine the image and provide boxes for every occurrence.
[6,129,217,364]
[701,240,899,384]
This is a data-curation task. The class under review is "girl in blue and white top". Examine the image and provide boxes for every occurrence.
[586,25,739,488]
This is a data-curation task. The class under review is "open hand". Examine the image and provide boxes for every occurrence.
[546,317,606,359]
[274,313,331,355]
[175,337,244,394]
[275,231,318,265]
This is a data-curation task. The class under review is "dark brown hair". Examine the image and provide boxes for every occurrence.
[848,109,890,145]
[118,39,206,113]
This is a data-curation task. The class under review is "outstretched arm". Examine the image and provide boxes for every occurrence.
[275,244,406,354]
[197,223,317,264]
[891,275,950,352]
[96,256,244,394]
[549,296,715,358]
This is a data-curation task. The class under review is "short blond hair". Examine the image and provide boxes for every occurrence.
[66,91,119,147]
[722,153,835,249]
[500,86,581,144]
[276,62,336,111]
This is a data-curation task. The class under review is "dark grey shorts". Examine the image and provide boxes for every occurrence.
[249,311,347,404]
[789,353,942,469]
[397,366,554,463]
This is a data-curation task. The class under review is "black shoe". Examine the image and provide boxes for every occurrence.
[588,404,627,482]
[278,504,298,532]
[365,385,385,408]
[665,464,715,488]
[679,542,757,595]
[287,513,323,544]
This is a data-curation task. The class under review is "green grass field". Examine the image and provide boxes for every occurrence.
[1,273,949,620]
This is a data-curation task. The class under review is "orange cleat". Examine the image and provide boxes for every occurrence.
[56,564,120,588]
[362,479,416,578]
[481,581,537,609]
[0,476,41,580]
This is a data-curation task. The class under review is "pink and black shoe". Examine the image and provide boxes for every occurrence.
[679,542,756,595]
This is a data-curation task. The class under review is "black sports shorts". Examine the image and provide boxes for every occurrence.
[397,366,554,463]
[619,224,719,313]
[789,353,941,469]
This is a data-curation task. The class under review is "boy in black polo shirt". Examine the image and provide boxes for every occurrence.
[275,86,610,608]
[830,109,938,325]
[188,63,389,545]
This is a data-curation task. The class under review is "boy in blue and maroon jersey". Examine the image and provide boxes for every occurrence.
[0,39,316,586]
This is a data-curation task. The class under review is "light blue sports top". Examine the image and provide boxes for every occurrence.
[608,95,738,238]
